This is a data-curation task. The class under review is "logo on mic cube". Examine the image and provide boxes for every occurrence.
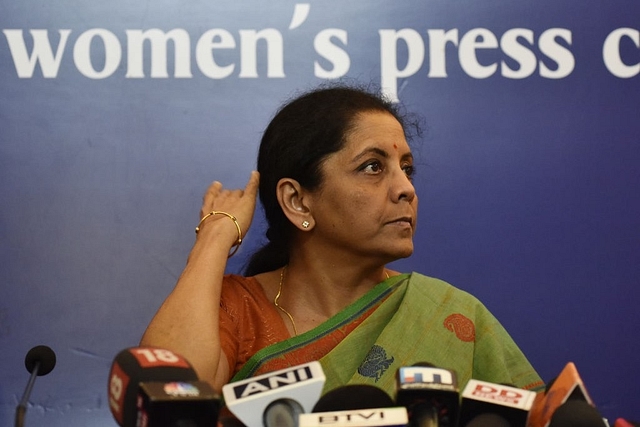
[459,380,536,427]
[222,361,326,427]
[397,366,457,390]
[299,407,409,426]
[108,362,130,423]
[464,380,536,408]
[137,380,219,427]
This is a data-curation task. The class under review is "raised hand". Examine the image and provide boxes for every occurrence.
[196,171,260,253]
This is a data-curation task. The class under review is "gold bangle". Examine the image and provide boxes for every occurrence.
[195,211,243,257]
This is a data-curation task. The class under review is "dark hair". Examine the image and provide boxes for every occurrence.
[244,83,416,276]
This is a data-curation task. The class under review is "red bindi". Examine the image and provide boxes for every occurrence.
[393,143,397,149]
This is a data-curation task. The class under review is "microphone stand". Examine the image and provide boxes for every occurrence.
[15,360,41,427]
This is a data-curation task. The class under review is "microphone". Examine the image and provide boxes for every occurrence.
[221,361,326,427]
[394,364,460,427]
[548,400,607,427]
[108,346,219,427]
[300,384,409,426]
[15,345,57,427]
[217,417,247,427]
[527,362,594,427]
[464,413,511,427]
[312,384,396,412]
[458,379,537,427]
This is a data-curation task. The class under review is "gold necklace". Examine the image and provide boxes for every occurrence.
[274,266,390,337]
[274,266,298,336]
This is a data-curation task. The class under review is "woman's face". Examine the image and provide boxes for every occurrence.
[306,110,418,262]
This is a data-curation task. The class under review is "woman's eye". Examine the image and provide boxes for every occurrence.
[362,161,383,174]
[403,164,415,178]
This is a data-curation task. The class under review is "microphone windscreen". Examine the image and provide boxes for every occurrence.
[312,384,394,412]
[263,398,304,427]
[218,416,247,427]
[548,400,606,427]
[24,345,57,376]
[108,347,198,427]
[465,413,511,427]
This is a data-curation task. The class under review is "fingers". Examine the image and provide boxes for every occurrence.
[244,171,260,199]
[201,181,222,216]
[200,171,259,215]
[203,180,222,201]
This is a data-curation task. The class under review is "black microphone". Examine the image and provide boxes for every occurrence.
[394,364,460,427]
[458,379,537,427]
[15,345,57,427]
[299,384,409,426]
[528,362,595,427]
[108,346,220,427]
[217,416,247,427]
[312,384,396,412]
[464,413,511,427]
[548,399,607,427]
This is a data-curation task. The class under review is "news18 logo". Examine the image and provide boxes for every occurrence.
[108,362,129,422]
[131,348,191,368]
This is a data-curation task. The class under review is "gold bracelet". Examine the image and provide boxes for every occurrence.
[195,211,243,257]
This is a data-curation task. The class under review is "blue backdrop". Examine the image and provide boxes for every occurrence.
[1,1,639,425]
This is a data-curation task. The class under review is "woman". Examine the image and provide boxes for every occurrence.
[140,84,543,403]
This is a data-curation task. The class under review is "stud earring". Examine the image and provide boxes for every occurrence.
[302,220,310,229]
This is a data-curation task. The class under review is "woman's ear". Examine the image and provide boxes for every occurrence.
[276,178,314,231]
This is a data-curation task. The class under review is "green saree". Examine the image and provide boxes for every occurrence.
[231,272,544,397]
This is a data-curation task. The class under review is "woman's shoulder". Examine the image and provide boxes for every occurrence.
[220,274,270,306]
[405,272,509,339]
[405,272,490,315]
[219,274,281,325]
[222,274,261,290]
[221,272,285,311]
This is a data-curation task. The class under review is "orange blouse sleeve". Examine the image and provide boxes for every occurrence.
[218,275,290,377]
